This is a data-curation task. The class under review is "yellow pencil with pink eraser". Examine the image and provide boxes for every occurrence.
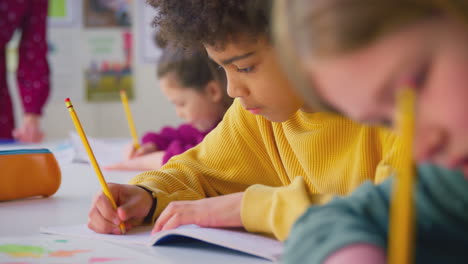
[388,88,416,264]
[65,98,126,234]
[120,90,140,150]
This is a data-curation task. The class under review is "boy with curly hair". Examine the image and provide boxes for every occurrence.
[87,0,404,241]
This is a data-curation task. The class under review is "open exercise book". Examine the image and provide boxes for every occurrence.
[40,224,284,262]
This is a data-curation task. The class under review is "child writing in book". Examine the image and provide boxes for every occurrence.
[87,0,405,240]
[274,0,468,263]
[105,46,231,171]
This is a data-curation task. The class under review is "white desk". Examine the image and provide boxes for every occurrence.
[0,144,271,263]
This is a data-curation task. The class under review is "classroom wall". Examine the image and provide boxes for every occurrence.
[7,1,182,141]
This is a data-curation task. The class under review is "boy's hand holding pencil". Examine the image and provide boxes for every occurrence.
[65,98,153,235]
[88,183,154,234]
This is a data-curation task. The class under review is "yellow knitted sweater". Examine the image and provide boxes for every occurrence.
[129,99,404,240]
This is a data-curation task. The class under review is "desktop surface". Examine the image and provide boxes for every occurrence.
[0,142,271,264]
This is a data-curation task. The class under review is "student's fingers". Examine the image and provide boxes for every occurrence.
[125,221,133,231]
[134,143,157,157]
[152,201,194,234]
[133,147,147,157]
[151,194,244,234]
[123,143,137,160]
[106,183,122,198]
[157,207,200,232]
[134,146,150,157]
[93,192,121,225]
[128,147,137,159]
[117,203,144,223]
[117,185,154,223]
[92,184,124,222]
[89,185,130,234]
[117,207,144,228]
[152,202,180,233]
[159,214,186,231]
[88,206,122,235]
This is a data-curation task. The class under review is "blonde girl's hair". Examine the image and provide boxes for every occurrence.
[273,0,468,111]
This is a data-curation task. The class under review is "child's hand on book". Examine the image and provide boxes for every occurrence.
[151,192,244,235]
[88,183,153,235]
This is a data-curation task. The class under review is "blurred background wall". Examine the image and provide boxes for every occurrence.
[6,0,182,140]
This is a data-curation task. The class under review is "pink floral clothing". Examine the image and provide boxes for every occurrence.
[142,123,218,165]
[0,0,50,139]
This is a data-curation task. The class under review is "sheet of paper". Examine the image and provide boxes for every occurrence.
[40,224,284,261]
[50,140,75,165]
[0,235,155,263]
[69,132,130,166]
[41,224,154,245]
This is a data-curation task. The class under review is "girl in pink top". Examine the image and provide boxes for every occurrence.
[106,46,231,170]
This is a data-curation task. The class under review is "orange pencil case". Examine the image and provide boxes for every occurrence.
[0,149,61,201]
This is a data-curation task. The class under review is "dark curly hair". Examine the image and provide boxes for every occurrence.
[147,0,272,48]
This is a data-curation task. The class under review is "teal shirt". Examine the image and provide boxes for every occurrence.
[284,164,468,264]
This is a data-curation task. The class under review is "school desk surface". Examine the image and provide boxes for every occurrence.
[0,142,270,264]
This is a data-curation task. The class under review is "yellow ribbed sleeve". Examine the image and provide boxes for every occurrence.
[129,99,404,240]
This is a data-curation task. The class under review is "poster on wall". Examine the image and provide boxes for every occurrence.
[82,30,133,102]
[48,0,77,26]
[136,1,161,63]
[84,0,132,28]
[47,0,82,27]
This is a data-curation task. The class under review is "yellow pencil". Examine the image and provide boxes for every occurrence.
[120,90,140,149]
[65,98,126,234]
[388,89,416,264]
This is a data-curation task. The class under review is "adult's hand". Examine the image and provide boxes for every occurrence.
[12,113,44,143]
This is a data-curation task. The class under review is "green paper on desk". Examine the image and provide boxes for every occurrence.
[0,236,155,263]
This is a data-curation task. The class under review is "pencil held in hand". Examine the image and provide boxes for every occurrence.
[65,98,126,234]
[388,89,416,264]
[120,90,140,150]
